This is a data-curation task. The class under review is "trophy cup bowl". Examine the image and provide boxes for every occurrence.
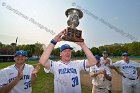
[62,8,84,42]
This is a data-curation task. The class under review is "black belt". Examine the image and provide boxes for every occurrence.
[96,86,106,89]
[123,75,138,80]
[98,87,106,89]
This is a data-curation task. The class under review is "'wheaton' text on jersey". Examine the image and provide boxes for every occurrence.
[58,68,77,74]
[8,75,30,83]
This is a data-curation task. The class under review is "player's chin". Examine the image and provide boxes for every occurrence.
[16,61,25,64]
[65,57,71,61]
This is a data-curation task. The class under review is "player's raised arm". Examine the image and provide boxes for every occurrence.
[75,42,97,68]
[39,30,65,69]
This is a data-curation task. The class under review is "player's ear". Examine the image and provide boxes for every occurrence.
[14,57,16,61]
[60,54,62,58]
[60,52,62,56]
[25,57,28,60]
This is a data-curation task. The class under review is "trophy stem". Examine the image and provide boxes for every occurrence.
[71,24,76,29]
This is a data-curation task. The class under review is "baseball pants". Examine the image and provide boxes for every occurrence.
[122,78,140,93]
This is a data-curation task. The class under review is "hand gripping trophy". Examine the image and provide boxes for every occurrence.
[62,8,84,42]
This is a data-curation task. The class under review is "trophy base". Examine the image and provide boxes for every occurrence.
[62,27,84,42]
[62,36,84,42]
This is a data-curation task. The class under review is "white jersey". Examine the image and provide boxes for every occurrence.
[113,60,140,79]
[100,57,112,66]
[0,64,34,93]
[100,57,112,91]
[90,65,111,88]
[44,60,87,93]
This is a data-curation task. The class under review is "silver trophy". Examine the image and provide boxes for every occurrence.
[62,8,84,42]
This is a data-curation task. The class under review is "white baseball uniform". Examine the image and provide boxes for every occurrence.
[90,65,112,93]
[100,57,112,91]
[44,60,87,93]
[112,60,140,93]
[0,64,34,93]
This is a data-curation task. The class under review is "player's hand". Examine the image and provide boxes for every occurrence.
[105,59,110,66]
[17,64,24,79]
[102,69,106,74]
[53,29,65,42]
[118,72,124,76]
[32,63,40,74]
[98,69,106,74]
[75,41,85,46]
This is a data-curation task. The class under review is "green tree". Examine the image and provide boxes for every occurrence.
[128,42,140,56]
[34,42,44,57]
[51,48,60,58]
[90,47,99,55]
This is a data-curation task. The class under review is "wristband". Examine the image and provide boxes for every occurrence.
[50,39,57,45]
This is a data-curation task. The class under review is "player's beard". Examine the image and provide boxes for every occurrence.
[16,61,25,65]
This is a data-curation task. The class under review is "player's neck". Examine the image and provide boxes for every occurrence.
[61,59,70,63]
[124,60,129,63]
[103,57,107,60]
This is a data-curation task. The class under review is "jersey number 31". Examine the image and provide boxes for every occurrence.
[72,76,79,87]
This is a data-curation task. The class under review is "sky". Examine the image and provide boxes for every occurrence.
[0,0,140,50]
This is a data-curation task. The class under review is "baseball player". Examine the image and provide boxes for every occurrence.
[39,30,97,93]
[0,50,40,93]
[100,51,112,66]
[100,51,112,93]
[110,52,140,93]
[90,55,112,93]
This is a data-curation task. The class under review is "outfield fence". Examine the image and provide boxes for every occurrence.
[109,56,140,59]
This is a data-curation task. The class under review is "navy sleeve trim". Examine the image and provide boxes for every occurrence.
[83,60,86,71]
[50,60,53,67]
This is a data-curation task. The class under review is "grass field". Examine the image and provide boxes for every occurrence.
[1,59,140,93]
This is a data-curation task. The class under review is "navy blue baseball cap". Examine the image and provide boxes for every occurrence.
[121,52,129,56]
[95,55,101,60]
[60,44,73,52]
[15,50,28,57]
[102,51,108,54]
